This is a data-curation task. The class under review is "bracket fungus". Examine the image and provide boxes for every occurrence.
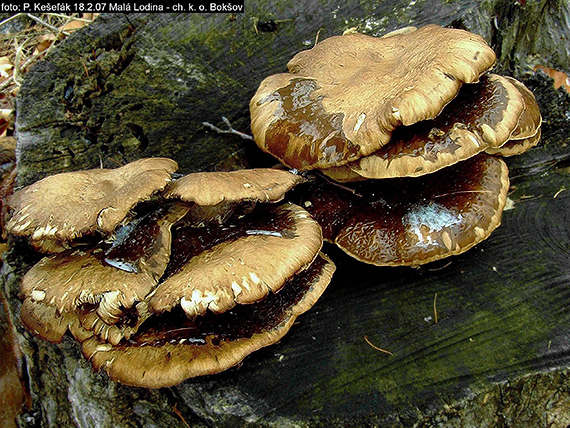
[19,203,188,345]
[250,24,496,171]
[5,157,178,252]
[9,160,334,387]
[251,24,542,266]
[294,154,509,266]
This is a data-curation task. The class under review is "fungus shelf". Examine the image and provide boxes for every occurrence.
[4,8,570,428]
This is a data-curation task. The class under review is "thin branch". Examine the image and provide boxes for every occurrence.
[433,190,494,199]
[313,170,361,195]
[0,14,24,29]
[554,187,566,199]
[171,406,191,428]
[12,39,25,85]
[26,13,71,36]
[202,116,254,141]
[41,13,93,23]
[314,28,323,46]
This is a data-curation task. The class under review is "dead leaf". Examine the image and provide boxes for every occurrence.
[0,57,13,78]
[60,19,89,33]
[534,65,570,93]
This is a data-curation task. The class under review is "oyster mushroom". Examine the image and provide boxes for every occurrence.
[5,157,177,252]
[250,24,496,171]
[19,202,188,345]
[294,154,509,266]
[12,164,333,386]
[82,252,335,388]
[321,74,526,182]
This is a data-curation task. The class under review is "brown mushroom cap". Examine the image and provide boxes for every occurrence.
[486,77,542,157]
[19,203,188,326]
[5,158,177,252]
[148,203,323,318]
[250,25,496,171]
[19,297,77,343]
[81,252,335,388]
[322,74,525,182]
[296,154,509,266]
[164,168,303,205]
[164,168,304,225]
[486,128,542,157]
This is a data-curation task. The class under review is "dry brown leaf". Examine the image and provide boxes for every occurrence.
[60,19,89,33]
[33,38,54,55]
[0,109,13,137]
[534,65,570,93]
[0,57,13,78]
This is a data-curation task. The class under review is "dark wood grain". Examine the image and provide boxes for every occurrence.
[4,2,570,427]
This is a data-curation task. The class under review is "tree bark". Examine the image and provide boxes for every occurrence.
[4,1,570,427]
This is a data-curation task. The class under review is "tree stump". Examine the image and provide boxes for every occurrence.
[4,2,570,426]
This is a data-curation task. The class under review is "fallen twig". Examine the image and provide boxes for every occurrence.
[26,13,70,35]
[553,187,566,199]
[202,116,254,141]
[364,335,393,356]
[171,405,191,428]
[433,293,438,324]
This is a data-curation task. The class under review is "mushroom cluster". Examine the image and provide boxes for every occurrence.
[6,159,334,387]
[250,24,542,266]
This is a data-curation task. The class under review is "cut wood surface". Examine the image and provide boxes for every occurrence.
[3,2,570,427]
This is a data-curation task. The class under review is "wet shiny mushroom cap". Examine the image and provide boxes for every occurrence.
[81,252,335,388]
[5,158,178,252]
[19,203,187,332]
[250,24,496,171]
[322,74,525,182]
[486,77,542,157]
[295,154,509,266]
[148,203,323,318]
